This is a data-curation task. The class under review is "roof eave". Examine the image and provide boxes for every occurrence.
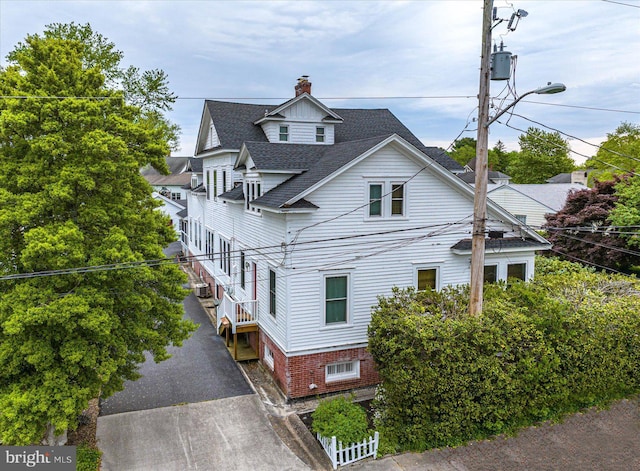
[451,243,552,256]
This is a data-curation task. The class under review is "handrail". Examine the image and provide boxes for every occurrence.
[217,291,258,334]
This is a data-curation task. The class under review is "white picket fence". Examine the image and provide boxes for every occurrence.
[317,431,379,469]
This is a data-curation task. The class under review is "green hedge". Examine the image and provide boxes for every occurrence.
[368,258,640,453]
[311,395,370,444]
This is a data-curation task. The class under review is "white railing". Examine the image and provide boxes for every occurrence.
[217,291,258,333]
[317,432,379,469]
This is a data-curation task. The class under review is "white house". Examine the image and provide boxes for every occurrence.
[487,183,585,228]
[184,78,550,399]
[141,156,202,237]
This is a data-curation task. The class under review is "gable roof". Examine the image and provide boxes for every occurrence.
[197,100,463,172]
[140,156,193,186]
[249,135,391,209]
[458,170,511,184]
[253,93,343,125]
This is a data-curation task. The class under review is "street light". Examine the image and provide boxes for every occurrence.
[468,1,567,317]
[487,82,566,126]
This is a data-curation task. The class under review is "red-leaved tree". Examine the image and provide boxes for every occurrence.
[544,176,640,274]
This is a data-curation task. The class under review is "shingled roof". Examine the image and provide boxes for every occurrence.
[200,100,463,172]
[450,237,549,253]
[250,136,390,209]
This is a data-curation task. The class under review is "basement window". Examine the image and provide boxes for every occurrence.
[326,360,360,383]
[264,345,274,370]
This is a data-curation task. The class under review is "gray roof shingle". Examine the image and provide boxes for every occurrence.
[200,100,462,171]
[451,237,549,252]
[251,136,390,208]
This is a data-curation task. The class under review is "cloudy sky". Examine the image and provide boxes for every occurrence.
[1,0,639,163]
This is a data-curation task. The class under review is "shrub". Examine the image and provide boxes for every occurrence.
[311,396,370,444]
[369,257,640,453]
[76,443,101,471]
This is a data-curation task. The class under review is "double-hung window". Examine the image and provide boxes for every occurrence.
[316,127,325,143]
[391,184,404,216]
[269,269,277,317]
[365,180,407,219]
[368,183,383,217]
[219,238,231,276]
[325,275,348,324]
[245,180,262,213]
[279,125,289,142]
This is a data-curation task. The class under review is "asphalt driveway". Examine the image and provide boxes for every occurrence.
[100,290,253,415]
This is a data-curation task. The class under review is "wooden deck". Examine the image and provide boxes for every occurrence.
[219,317,259,361]
[225,334,259,361]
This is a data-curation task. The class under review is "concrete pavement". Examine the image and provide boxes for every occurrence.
[97,395,310,471]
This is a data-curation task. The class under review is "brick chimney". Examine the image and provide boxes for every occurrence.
[295,76,311,96]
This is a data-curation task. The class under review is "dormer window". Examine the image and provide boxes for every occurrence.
[316,127,325,143]
[245,180,262,214]
[279,125,289,142]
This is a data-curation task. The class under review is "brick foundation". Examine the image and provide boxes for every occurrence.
[260,331,380,400]
[190,252,380,399]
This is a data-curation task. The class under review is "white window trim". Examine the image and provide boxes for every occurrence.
[325,360,360,383]
[363,179,408,221]
[245,179,262,215]
[264,345,274,370]
[279,125,289,142]
[268,266,277,318]
[322,272,351,327]
[507,261,528,281]
[415,265,441,291]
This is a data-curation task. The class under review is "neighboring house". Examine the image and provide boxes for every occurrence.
[458,170,511,185]
[487,183,585,228]
[141,156,201,238]
[184,77,550,399]
[546,170,592,185]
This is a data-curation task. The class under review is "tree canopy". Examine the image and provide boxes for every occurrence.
[506,127,575,183]
[585,122,640,182]
[0,29,195,445]
[543,176,640,274]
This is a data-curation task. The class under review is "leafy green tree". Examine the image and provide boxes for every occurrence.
[586,122,640,182]
[609,175,640,248]
[8,22,180,150]
[449,138,513,173]
[506,127,575,183]
[0,33,195,445]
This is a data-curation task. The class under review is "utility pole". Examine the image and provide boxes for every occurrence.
[469,0,493,316]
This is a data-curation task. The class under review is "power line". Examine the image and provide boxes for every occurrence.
[0,221,474,281]
[521,100,640,115]
[601,0,640,8]
[2,94,637,116]
[510,112,640,165]
[550,232,640,258]
[548,248,626,274]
